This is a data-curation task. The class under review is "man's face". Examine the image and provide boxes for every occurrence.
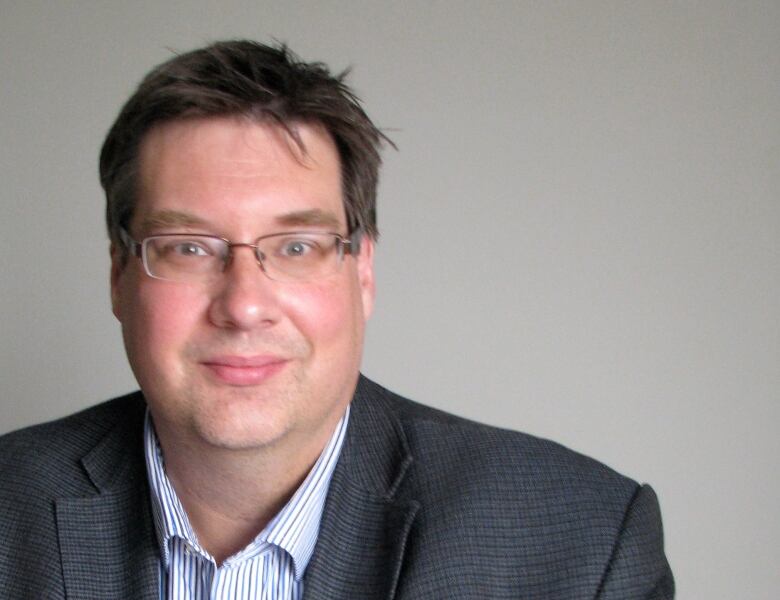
[111,117,374,456]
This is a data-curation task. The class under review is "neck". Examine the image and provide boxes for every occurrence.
[154,421,338,565]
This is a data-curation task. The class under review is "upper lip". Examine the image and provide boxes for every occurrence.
[201,355,286,368]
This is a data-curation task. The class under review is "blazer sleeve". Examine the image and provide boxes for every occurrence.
[597,484,675,599]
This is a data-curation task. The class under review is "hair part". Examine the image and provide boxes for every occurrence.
[100,40,391,252]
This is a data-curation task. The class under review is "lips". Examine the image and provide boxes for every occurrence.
[201,355,288,385]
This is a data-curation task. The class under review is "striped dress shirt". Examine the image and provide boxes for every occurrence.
[143,407,349,599]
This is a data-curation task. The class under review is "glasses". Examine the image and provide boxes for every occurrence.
[120,228,355,283]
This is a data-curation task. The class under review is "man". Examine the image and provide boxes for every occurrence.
[0,40,674,599]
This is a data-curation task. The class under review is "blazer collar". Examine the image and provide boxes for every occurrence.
[55,394,160,599]
[303,376,420,600]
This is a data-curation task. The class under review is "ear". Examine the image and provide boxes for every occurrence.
[355,237,376,320]
[109,243,125,320]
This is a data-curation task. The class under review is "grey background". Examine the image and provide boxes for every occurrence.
[1,1,778,598]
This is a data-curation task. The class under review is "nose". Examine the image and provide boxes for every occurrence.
[207,245,280,330]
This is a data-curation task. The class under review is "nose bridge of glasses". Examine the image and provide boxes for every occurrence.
[225,241,267,272]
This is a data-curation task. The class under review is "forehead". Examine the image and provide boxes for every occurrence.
[134,117,344,232]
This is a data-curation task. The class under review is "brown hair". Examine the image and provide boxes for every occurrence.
[100,40,390,249]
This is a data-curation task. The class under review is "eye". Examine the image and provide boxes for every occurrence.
[164,240,213,257]
[279,238,319,258]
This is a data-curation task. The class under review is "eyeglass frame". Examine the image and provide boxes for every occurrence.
[118,227,360,283]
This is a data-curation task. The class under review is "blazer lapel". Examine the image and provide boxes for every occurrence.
[56,399,160,599]
[303,377,420,600]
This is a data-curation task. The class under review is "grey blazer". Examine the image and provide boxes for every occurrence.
[0,376,673,599]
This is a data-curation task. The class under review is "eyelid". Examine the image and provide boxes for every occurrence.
[150,231,226,241]
[271,231,327,239]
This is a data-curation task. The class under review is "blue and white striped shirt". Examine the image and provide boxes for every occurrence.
[143,407,349,599]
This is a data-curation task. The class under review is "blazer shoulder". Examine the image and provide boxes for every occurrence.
[360,377,639,506]
[0,392,146,497]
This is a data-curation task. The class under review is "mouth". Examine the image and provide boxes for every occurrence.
[200,355,288,386]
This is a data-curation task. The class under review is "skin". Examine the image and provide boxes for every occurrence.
[110,116,375,562]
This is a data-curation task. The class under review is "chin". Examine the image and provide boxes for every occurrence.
[193,411,289,451]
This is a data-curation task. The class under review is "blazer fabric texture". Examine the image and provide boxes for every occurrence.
[0,376,674,599]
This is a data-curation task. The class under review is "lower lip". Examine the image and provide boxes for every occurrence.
[202,360,287,386]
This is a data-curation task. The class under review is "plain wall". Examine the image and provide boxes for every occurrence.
[1,2,778,598]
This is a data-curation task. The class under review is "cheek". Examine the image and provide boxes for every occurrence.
[121,280,206,363]
[282,277,365,350]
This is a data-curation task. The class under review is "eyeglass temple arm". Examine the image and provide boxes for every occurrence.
[118,228,143,257]
[347,230,362,255]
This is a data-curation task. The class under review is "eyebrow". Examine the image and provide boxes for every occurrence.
[274,209,343,231]
[139,210,207,234]
[138,208,344,235]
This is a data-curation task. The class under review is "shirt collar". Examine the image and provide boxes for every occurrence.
[144,405,350,580]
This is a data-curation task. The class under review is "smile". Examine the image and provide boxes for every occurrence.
[201,355,288,386]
